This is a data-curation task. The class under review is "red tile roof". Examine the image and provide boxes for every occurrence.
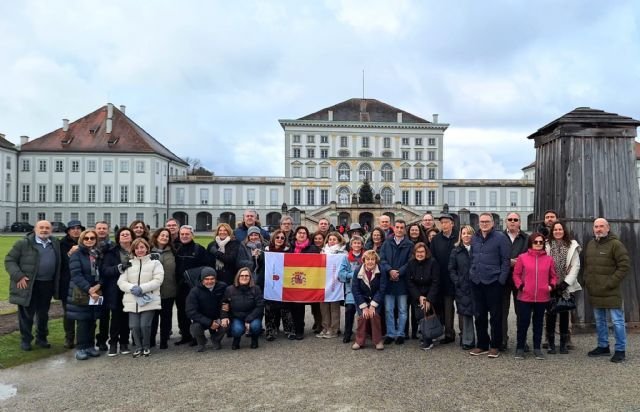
[21,105,187,165]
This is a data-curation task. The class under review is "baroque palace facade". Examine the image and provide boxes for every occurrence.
[0,98,546,232]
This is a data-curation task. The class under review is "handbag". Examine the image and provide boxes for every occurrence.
[553,293,576,313]
[70,284,102,306]
[420,305,444,340]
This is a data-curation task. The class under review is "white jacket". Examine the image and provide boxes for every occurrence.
[546,239,582,293]
[117,255,164,312]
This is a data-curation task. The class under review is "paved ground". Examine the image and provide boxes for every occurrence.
[1,310,639,411]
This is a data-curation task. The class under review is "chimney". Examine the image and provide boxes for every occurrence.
[432,114,439,123]
[397,112,403,123]
[106,103,113,134]
[119,105,126,114]
[328,110,333,121]
[20,135,29,145]
[62,119,69,132]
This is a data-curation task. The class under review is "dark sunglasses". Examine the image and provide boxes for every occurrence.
[507,218,519,222]
[532,240,544,245]
[84,236,96,241]
[275,236,286,240]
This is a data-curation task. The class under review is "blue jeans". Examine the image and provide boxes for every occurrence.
[230,318,262,337]
[384,294,408,338]
[593,308,626,352]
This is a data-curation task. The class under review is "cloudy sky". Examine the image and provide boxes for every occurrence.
[1,1,638,179]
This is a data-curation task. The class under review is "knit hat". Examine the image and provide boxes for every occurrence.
[200,267,217,281]
[247,226,261,237]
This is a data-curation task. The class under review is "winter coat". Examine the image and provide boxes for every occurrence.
[222,284,265,322]
[470,228,511,286]
[430,230,457,296]
[352,264,387,314]
[234,224,271,242]
[58,235,78,302]
[5,234,61,306]
[449,245,474,316]
[175,241,211,287]
[117,255,164,313]
[237,240,268,290]
[545,240,582,293]
[406,257,440,305]
[338,252,363,305]
[504,230,529,290]
[99,245,130,310]
[512,249,557,303]
[185,281,228,329]
[379,236,413,296]
[206,238,242,286]
[152,246,177,299]
[584,233,630,309]
[66,246,103,321]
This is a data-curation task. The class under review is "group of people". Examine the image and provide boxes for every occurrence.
[5,209,631,363]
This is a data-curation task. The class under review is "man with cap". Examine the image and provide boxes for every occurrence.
[185,267,229,352]
[58,220,85,348]
[429,213,458,344]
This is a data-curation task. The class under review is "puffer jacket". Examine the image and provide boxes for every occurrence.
[470,228,511,285]
[513,249,557,303]
[99,245,130,310]
[117,255,164,313]
[545,239,582,293]
[406,257,440,305]
[58,235,78,302]
[222,284,264,322]
[337,251,363,305]
[584,233,630,308]
[5,234,61,306]
[186,281,228,328]
[152,246,177,299]
[352,264,387,314]
[449,244,474,316]
[66,246,103,321]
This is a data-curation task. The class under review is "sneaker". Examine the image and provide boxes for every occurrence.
[588,346,611,357]
[534,349,545,360]
[395,337,405,345]
[610,351,626,363]
[514,349,525,359]
[143,349,151,357]
[75,349,88,360]
[375,342,384,350]
[323,333,338,339]
[120,344,131,355]
[315,331,327,338]
[421,343,434,351]
[488,348,500,358]
[108,345,118,357]
[287,333,296,340]
[132,349,142,358]
[98,343,108,352]
[383,337,395,345]
[470,348,488,356]
[85,347,100,357]
[351,342,361,350]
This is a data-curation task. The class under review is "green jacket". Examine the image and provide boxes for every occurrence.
[584,233,630,309]
[5,234,61,306]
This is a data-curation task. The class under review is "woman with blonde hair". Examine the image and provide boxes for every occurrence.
[222,267,265,350]
[351,250,388,350]
[449,225,476,350]
[206,222,242,286]
[318,231,347,339]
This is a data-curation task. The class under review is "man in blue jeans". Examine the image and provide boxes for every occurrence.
[379,219,413,345]
[585,218,630,363]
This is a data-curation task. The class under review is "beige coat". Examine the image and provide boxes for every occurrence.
[117,255,164,312]
[545,239,582,293]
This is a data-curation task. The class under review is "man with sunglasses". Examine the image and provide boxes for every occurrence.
[501,212,528,351]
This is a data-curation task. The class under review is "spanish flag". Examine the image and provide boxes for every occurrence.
[264,252,345,303]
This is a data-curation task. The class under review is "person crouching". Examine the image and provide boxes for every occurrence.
[222,267,265,350]
[185,267,229,352]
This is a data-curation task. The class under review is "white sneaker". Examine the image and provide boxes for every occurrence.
[421,343,434,351]
[316,331,327,338]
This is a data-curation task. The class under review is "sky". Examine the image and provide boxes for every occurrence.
[0,0,639,179]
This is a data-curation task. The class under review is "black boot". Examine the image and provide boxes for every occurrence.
[232,337,241,350]
[342,332,352,344]
[547,337,556,354]
[159,339,168,350]
[194,334,207,352]
[250,335,259,349]
[559,334,569,354]
[211,330,224,350]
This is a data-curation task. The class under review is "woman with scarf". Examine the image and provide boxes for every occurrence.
[338,235,365,343]
[351,250,387,350]
[237,226,268,289]
[117,238,164,357]
[406,242,440,350]
[263,229,293,341]
[317,232,347,339]
[149,228,176,349]
[206,223,242,286]
[449,225,476,350]
[545,221,581,354]
[289,226,320,340]
[68,229,103,360]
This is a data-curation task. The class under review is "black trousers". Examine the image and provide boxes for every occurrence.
[545,309,570,340]
[61,300,76,341]
[151,297,175,342]
[18,280,54,344]
[517,301,546,350]
[344,304,356,337]
[176,284,192,339]
[472,281,503,350]
[289,302,306,335]
[77,318,97,350]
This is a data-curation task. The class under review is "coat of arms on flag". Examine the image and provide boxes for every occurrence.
[264,252,345,302]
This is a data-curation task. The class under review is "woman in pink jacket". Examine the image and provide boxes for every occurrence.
[512,233,557,360]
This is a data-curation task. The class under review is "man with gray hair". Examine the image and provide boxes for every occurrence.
[280,215,295,247]
[585,218,630,363]
[234,209,270,242]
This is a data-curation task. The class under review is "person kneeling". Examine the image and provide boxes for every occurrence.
[185,267,228,352]
[222,267,265,350]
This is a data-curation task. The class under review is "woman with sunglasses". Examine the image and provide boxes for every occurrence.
[67,230,103,360]
[512,233,557,360]
[222,267,265,349]
[263,229,293,341]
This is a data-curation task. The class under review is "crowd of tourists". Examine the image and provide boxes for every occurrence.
[5,209,630,363]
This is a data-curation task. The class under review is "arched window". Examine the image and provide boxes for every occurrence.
[338,163,351,182]
[338,187,350,205]
[381,187,393,205]
[359,163,372,182]
[381,163,393,182]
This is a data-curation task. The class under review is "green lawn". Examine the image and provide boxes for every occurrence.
[0,318,68,368]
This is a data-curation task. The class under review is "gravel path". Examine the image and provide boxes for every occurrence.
[0,311,638,411]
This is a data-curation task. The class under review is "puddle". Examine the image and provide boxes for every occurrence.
[0,383,17,401]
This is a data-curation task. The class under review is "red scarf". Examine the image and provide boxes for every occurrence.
[294,239,310,254]
[348,249,363,264]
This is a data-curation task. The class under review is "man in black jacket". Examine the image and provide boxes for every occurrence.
[59,220,84,348]
[186,268,228,352]
[429,214,458,344]
[502,212,528,351]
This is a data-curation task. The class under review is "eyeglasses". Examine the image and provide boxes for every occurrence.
[532,240,544,245]
[84,237,96,241]
[507,218,519,222]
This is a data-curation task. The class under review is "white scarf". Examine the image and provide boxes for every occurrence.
[216,236,231,253]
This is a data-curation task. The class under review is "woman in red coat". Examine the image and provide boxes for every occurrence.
[512,233,557,360]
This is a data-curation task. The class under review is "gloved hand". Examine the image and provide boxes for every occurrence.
[118,261,132,273]
[150,253,160,261]
[130,285,144,297]
[557,281,569,291]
